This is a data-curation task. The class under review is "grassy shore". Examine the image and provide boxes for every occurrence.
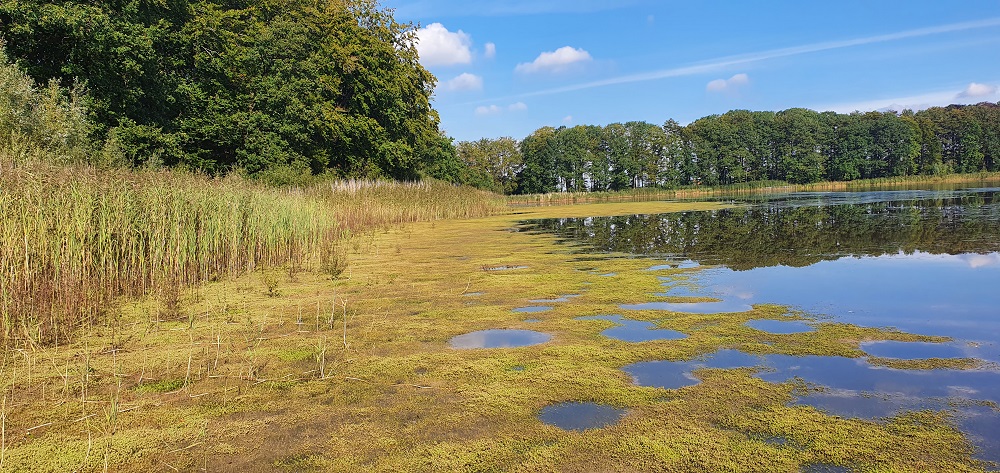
[1,183,992,471]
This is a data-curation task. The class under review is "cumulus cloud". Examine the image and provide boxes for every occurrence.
[416,23,472,66]
[706,73,750,93]
[562,115,573,124]
[958,82,998,98]
[515,46,592,74]
[484,42,497,59]
[443,73,483,91]
[475,102,528,116]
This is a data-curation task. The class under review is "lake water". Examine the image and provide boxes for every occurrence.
[523,187,1000,463]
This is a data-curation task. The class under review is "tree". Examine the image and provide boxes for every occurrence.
[1,0,445,179]
[456,137,522,194]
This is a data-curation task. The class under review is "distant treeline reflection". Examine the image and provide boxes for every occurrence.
[522,192,1000,270]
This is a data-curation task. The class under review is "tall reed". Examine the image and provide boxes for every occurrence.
[0,161,506,346]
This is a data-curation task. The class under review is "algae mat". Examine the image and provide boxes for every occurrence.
[1,201,989,472]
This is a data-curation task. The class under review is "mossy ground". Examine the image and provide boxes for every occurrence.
[1,201,992,472]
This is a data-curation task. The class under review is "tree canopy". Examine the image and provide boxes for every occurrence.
[0,0,444,179]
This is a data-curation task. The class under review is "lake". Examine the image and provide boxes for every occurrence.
[522,187,1000,464]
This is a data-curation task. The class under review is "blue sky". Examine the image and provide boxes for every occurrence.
[383,0,1000,142]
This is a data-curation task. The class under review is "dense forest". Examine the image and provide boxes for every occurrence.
[3,0,999,190]
[461,104,1000,194]
[0,0,457,181]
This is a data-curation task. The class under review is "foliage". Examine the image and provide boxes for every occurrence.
[0,0,442,179]
[462,103,1000,194]
[0,44,92,164]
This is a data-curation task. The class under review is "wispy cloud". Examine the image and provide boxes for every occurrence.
[468,17,1000,103]
[706,73,750,93]
[475,102,529,116]
[484,42,497,59]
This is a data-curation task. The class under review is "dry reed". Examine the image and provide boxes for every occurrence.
[0,160,506,346]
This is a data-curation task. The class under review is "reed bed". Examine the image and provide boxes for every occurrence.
[0,160,506,347]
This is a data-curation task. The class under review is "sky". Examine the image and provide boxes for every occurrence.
[382,0,1000,142]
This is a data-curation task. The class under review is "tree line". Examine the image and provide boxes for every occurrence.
[458,104,1000,194]
[1,0,450,182]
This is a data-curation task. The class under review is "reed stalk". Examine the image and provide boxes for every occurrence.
[0,159,507,346]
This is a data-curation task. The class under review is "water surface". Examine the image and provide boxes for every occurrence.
[524,187,1000,462]
[449,330,551,349]
[538,402,627,431]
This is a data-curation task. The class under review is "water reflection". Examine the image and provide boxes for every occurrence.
[522,188,1000,270]
[624,350,1000,461]
[524,187,1000,462]
[538,402,627,431]
[861,341,966,360]
[576,315,687,342]
[449,330,551,349]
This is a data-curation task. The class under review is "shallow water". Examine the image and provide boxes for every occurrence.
[525,187,1000,462]
[861,340,967,359]
[576,315,687,342]
[537,402,627,431]
[449,329,551,349]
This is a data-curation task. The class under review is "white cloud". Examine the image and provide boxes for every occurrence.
[444,73,483,91]
[959,82,998,98]
[562,115,573,124]
[810,84,1000,113]
[466,17,1000,103]
[515,46,592,74]
[475,102,528,116]
[416,23,472,66]
[484,42,497,59]
[706,73,749,93]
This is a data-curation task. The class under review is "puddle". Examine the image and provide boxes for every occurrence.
[513,306,553,313]
[523,318,543,323]
[600,272,618,277]
[763,435,790,447]
[801,464,851,473]
[529,294,580,303]
[449,330,551,349]
[462,292,485,297]
[746,319,816,334]
[576,315,686,342]
[861,341,966,360]
[538,402,627,431]
[621,300,753,313]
